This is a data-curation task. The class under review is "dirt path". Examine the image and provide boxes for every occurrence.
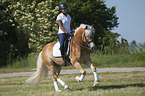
[0,67,145,78]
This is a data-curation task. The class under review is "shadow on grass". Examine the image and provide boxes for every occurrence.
[70,88,85,91]
[88,83,145,91]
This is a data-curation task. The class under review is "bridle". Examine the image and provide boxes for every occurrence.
[70,25,95,50]
[71,32,94,50]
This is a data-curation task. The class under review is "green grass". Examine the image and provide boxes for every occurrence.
[0,72,145,96]
[8,53,38,69]
[0,53,38,73]
[91,52,145,68]
[0,52,145,73]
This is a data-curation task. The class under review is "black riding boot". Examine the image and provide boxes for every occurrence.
[64,39,71,64]
[65,55,71,64]
[60,48,66,66]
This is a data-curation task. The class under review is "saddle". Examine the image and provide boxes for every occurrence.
[53,39,70,58]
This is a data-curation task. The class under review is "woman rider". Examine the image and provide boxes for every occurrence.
[56,3,73,66]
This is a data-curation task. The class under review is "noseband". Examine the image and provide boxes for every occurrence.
[71,31,94,50]
[83,32,94,44]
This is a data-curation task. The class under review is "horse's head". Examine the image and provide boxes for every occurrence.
[83,25,96,50]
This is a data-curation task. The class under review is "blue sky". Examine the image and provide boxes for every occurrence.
[105,0,145,44]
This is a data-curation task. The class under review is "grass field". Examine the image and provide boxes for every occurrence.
[0,52,145,74]
[0,71,145,96]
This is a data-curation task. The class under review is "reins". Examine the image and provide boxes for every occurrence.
[71,37,91,50]
[69,25,95,51]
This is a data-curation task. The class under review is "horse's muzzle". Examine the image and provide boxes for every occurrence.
[89,42,96,50]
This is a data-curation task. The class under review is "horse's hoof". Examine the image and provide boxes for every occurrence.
[64,85,70,91]
[93,81,99,87]
[56,90,62,92]
[75,76,80,82]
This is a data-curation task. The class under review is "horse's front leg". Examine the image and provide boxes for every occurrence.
[73,62,86,82]
[85,60,99,87]
[91,64,99,87]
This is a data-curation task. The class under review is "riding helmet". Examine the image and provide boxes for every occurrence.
[59,3,68,9]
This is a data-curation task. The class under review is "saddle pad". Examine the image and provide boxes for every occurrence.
[53,41,70,58]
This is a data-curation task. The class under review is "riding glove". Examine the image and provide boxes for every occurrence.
[67,32,73,37]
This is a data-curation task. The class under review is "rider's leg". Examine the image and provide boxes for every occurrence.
[59,33,68,66]
[64,38,71,63]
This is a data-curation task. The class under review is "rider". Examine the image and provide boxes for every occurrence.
[56,3,73,66]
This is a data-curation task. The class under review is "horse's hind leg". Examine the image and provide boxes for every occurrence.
[51,65,70,91]
[73,62,86,82]
[84,60,99,87]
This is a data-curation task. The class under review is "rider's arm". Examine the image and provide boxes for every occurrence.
[57,20,68,34]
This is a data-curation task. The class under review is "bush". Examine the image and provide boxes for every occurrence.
[131,52,145,61]
[7,1,59,52]
[0,2,29,67]
[8,53,38,68]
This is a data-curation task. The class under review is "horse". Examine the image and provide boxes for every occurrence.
[26,24,99,92]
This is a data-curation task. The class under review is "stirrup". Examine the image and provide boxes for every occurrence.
[66,56,72,65]
[62,60,67,66]
[66,56,70,62]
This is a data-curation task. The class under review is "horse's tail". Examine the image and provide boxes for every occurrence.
[26,51,49,86]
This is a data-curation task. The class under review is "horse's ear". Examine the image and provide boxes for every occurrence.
[91,24,94,28]
[84,26,88,30]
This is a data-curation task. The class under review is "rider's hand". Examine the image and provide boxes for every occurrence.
[67,32,73,37]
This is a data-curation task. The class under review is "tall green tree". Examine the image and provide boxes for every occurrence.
[1,0,126,67]
[7,0,121,52]
[59,0,120,49]
[0,2,29,67]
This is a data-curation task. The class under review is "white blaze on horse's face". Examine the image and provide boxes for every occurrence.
[84,28,95,50]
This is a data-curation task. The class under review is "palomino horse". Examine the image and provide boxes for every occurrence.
[26,24,99,92]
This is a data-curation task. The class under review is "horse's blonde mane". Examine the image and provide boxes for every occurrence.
[75,24,92,32]
[74,24,95,37]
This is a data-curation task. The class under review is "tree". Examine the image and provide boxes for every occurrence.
[1,0,124,66]
[7,0,59,52]
[7,0,120,52]
[59,0,120,49]
[0,2,29,67]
